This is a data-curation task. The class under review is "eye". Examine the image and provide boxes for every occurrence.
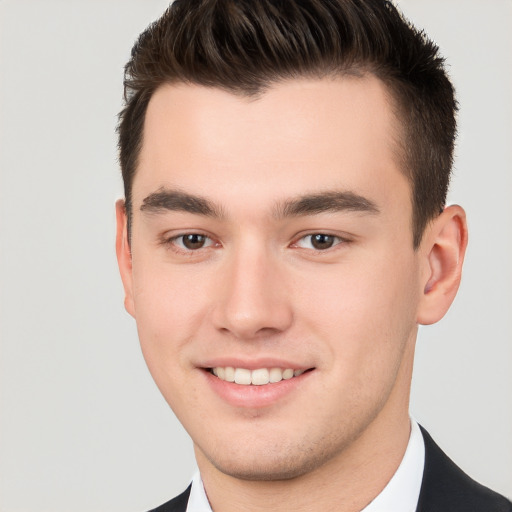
[295,233,343,250]
[171,233,215,251]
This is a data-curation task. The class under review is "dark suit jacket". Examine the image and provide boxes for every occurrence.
[148,427,512,511]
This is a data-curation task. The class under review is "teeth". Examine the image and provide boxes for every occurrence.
[251,368,269,386]
[234,368,251,385]
[269,367,283,383]
[224,366,235,382]
[211,366,307,385]
[282,369,294,380]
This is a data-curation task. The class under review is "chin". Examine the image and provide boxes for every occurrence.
[200,437,345,482]
[210,458,316,482]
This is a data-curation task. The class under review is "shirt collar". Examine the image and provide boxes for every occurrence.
[361,418,425,512]
[187,418,425,512]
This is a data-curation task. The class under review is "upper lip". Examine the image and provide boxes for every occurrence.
[198,358,313,371]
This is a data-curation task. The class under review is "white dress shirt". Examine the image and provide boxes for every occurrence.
[186,419,425,512]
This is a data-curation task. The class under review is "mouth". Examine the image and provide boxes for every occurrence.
[208,366,313,386]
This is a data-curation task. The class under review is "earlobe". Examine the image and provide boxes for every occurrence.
[417,205,468,325]
[115,199,136,318]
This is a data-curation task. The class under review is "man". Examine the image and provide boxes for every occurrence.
[115,0,512,511]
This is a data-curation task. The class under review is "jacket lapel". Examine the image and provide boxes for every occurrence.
[148,484,191,512]
[416,426,511,511]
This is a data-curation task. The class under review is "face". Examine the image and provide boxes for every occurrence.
[117,77,426,481]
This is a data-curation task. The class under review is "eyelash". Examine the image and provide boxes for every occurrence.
[162,233,218,254]
[292,233,347,251]
[162,232,350,254]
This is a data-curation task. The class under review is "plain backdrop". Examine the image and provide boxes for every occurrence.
[0,1,511,510]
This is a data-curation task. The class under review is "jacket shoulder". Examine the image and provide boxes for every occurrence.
[147,485,191,512]
[417,426,512,512]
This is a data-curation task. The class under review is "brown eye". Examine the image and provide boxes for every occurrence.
[181,234,208,250]
[166,233,217,253]
[295,233,343,250]
[310,234,336,250]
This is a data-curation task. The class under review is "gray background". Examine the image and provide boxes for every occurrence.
[0,0,510,510]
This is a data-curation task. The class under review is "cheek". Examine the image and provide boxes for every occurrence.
[297,251,420,368]
[130,259,212,372]
[130,267,212,419]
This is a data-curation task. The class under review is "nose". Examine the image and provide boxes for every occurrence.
[212,242,294,339]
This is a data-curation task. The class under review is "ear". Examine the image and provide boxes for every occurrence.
[417,205,468,325]
[115,199,136,318]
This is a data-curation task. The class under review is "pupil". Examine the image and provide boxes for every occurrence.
[311,234,334,250]
[183,234,205,249]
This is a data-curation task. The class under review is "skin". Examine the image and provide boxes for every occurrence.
[116,76,467,511]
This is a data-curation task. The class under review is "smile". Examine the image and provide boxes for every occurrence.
[210,367,308,385]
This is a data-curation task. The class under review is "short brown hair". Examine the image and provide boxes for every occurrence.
[118,0,457,248]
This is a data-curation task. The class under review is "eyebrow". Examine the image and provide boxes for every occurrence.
[274,190,380,218]
[139,187,379,220]
[140,188,224,218]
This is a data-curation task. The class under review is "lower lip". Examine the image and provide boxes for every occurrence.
[203,370,313,409]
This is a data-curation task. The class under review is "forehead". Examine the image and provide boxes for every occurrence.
[134,76,407,215]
